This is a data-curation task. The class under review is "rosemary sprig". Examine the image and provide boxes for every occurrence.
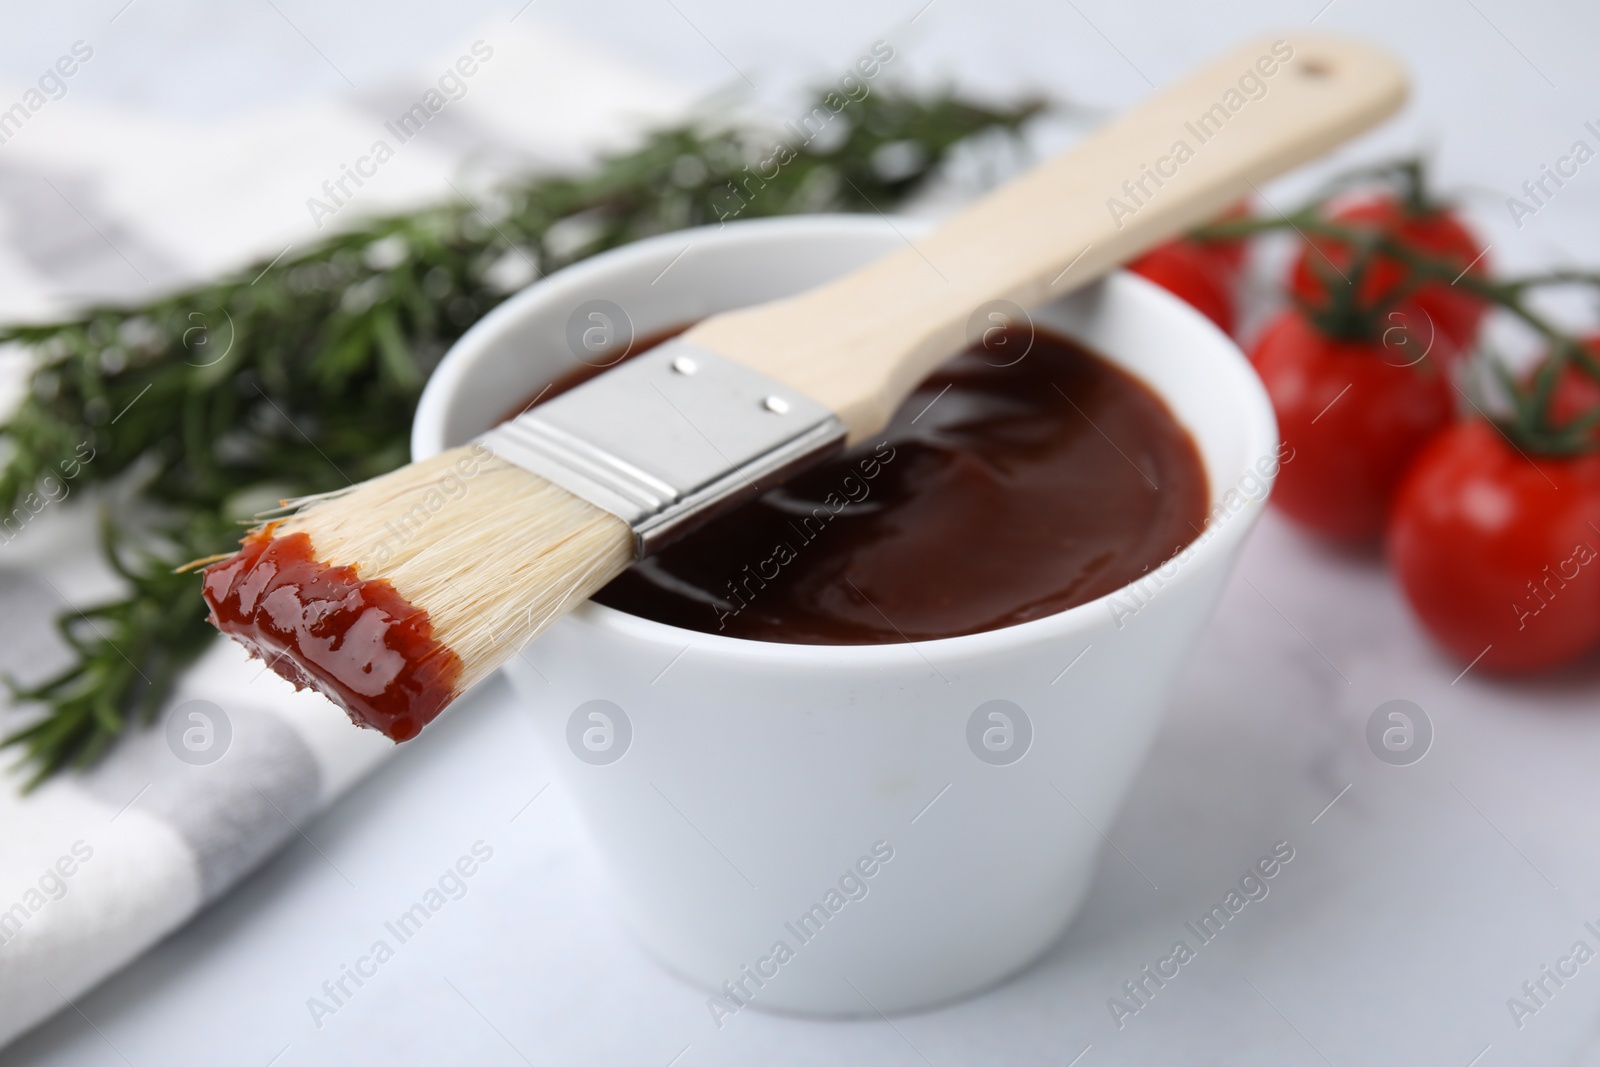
[0,87,1047,787]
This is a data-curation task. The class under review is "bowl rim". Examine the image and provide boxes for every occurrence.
[412,213,1279,665]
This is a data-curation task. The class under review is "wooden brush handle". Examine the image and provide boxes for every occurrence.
[683,33,1407,440]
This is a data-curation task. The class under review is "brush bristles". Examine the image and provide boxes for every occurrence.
[276,444,635,693]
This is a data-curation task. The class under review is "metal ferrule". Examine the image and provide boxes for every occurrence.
[477,339,847,555]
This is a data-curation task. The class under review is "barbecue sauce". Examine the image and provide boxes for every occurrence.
[588,326,1210,642]
[201,527,461,741]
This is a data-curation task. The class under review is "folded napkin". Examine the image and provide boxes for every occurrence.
[0,20,688,1047]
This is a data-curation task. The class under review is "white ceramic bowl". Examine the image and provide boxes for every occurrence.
[412,215,1278,1018]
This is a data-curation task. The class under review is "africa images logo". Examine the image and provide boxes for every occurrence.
[164,700,231,766]
[966,700,1033,766]
[305,41,495,229]
[567,700,632,765]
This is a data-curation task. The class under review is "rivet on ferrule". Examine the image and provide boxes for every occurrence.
[478,339,846,555]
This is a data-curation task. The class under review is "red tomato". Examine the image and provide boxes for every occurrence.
[1250,309,1456,542]
[1129,239,1236,336]
[1290,195,1488,352]
[1515,338,1600,448]
[1388,421,1600,673]
[1548,340,1600,444]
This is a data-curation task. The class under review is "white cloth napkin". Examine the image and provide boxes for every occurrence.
[0,21,688,1048]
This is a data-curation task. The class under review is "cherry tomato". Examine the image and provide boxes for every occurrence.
[1547,340,1600,445]
[1130,239,1236,336]
[1513,338,1600,449]
[1388,420,1600,673]
[1290,195,1489,352]
[1250,308,1455,542]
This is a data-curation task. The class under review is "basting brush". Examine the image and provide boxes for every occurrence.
[200,35,1407,741]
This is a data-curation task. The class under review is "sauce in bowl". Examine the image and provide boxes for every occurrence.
[567,327,1209,643]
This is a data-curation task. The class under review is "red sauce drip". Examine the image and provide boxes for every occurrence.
[200,527,461,741]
